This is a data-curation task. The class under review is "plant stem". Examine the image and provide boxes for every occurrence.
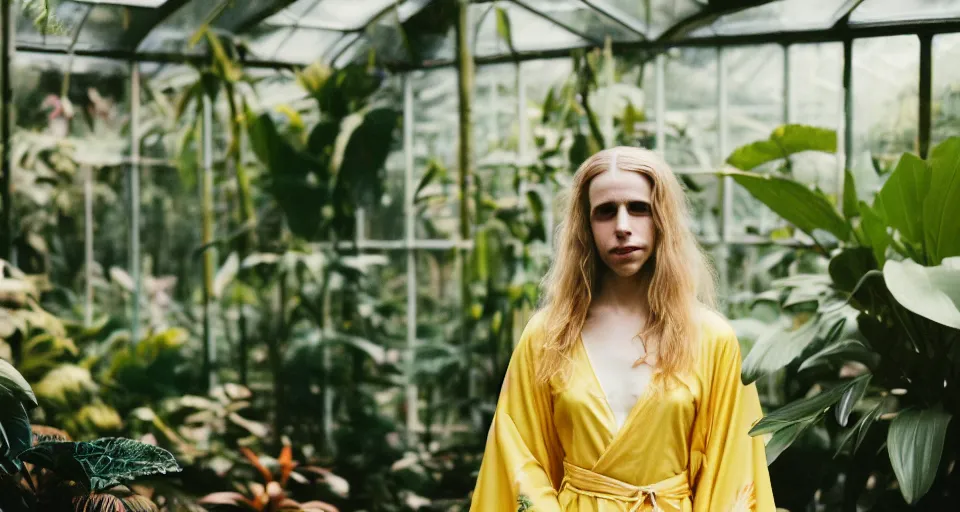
[268,271,288,449]
[200,95,216,393]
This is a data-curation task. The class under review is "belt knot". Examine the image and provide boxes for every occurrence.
[559,461,690,512]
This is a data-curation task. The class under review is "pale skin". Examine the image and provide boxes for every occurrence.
[580,164,659,432]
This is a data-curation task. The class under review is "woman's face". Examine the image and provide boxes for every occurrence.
[587,168,656,278]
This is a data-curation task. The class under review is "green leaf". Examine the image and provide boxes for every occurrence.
[843,168,859,220]
[570,132,589,171]
[105,329,189,402]
[526,190,546,243]
[494,7,516,56]
[19,438,181,492]
[336,107,400,206]
[213,252,239,299]
[834,397,886,458]
[923,137,960,265]
[829,247,878,294]
[797,339,879,373]
[726,124,837,171]
[296,62,333,100]
[320,332,391,365]
[741,314,822,384]
[765,415,818,465]
[0,399,32,474]
[415,159,446,204]
[246,108,327,239]
[473,226,490,284]
[873,153,930,251]
[883,257,960,329]
[836,373,871,427]
[887,406,952,504]
[859,201,891,267]
[623,102,639,140]
[750,374,869,436]
[310,64,383,121]
[306,120,339,170]
[0,359,36,407]
[725,169,851,242]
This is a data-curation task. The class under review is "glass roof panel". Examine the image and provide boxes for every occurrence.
[849,0,960,25]
[248,27,343,64]
[596,0,703,39]
[265,0,397,30]
[16,1,90,49]
[13,0,960,68]
[137,0,221,53]
[474,1,590,58]
[212,0,290,32]
[75,0,165,7]
[515,0,641,43]
[335,0,440,67]
[688,0,849,38]
[74,4,149,51]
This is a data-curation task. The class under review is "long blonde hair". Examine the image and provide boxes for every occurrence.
[536,146,717,385]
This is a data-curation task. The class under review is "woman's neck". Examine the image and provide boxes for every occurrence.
[593,270,651,318]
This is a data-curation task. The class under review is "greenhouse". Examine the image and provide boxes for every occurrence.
[1,0,959,510]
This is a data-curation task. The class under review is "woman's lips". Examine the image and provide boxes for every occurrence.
[611,246,641,255]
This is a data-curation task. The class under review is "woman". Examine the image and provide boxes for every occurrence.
[469,147,775,511]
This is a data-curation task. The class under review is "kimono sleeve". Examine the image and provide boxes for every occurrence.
[469,314,563,512]
[691,326,777,512]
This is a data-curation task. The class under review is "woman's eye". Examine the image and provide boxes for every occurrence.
[628,201,651,215]
[594,204,616,218]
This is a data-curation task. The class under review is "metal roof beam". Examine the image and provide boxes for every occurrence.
[14,44,300,70]
[17,9,960,72]
[581,0,647,38]
[401,17,960,70]
[233,0,302,33]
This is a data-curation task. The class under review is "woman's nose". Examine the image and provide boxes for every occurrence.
[615,207,631,236]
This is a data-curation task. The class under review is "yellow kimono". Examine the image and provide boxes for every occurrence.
[469,309,775,512]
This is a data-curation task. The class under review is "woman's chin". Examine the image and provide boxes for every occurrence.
[605,261,649,278]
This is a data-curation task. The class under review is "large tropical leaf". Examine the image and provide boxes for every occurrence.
[18,437,181,492]
[247,108,327,238]
[0,398,32,474]
[334,107,401,206]
[873,153,930,252]
[797,339,879,373]
[312,64,384,120]
[887,406,952,504]
[858,201,891,266]
[105,328,189,402]
[923,137,960,265]
[724,169,851,242]
[18,334,80,382]
[726,124,837,171]
[750,374,870,436]
[883,257,960,329]
[0,359,37,407]
[33,364,97,409]
[765,415,817,465]
[740,314,830,384]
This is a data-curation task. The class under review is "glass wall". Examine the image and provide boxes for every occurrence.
[9,24,949,439]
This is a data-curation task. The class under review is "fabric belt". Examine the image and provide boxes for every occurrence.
[559,461,691,512]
